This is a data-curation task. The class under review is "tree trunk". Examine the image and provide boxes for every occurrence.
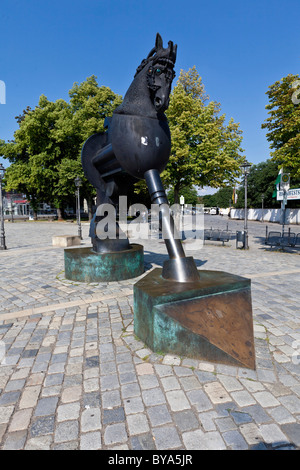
[87,197,94,221]
[57,207,64,221]
[173,184,181,204]
[29,199,39,220]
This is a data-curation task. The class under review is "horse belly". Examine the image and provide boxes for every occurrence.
[110,114,171,179]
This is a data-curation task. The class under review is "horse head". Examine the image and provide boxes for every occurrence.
[115,33,177,118]
[140,33,177,112]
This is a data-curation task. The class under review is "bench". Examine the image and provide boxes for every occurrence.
[265,231,297,248]
[52,235,81,247]
[204,229,233,245]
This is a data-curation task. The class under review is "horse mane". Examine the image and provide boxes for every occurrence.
[114,33,177,118]
[134,33,177,77]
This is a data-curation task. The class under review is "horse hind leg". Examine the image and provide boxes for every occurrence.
[81,133,130,253]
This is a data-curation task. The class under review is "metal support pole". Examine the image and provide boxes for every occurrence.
[75,177,82,240]
[144,169,185,260]
[281,190,286,236]
[244,172,248,249]
[244,173,248,231]
[144,169,200,282]
[77,188,82,240]
[240,160,251,250]
[0,177,7,250]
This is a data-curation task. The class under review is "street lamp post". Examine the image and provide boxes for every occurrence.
[11,196,14,223]
[240,160,251,249]
[74,176,82,240]
[0,164,7,250]
[261,193,264,223]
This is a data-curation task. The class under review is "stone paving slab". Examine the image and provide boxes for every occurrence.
[0,219,299,450]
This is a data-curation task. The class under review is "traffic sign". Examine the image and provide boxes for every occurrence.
[281,173,290,183]
[277,188,300,200]
[280,173,290,191]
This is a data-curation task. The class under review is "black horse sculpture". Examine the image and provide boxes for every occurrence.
[81,33,200,282]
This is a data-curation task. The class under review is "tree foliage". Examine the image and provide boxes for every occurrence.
[202,186,234,209]
[0,76,122,218]
[203,159,300,210]
[2,95,82,216]
[234,159,300,209]
[262,74,300,178]
[164,66,245,203]
[69,75,122,142]
[1,69,247,215]
[167,185,199,206]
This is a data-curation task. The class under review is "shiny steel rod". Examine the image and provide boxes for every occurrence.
[144,168,185,260]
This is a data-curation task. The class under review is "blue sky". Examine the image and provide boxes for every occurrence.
[0,0,299,177]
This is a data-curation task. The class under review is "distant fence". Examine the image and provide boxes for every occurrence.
[4,214,57,221]
[230,208,300,225]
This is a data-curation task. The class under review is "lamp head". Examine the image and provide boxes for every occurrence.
[240,160,251,175]
[74,176,82,188]
[0,163,5,180]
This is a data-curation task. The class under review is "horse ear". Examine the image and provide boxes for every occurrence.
[167,40,177,62]
[155,33,163,50]
[171,42,177,60]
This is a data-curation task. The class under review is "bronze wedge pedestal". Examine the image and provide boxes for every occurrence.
[134,268,255,369]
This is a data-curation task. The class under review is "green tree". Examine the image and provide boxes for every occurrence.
[164,66,245,203]
[201,193,217,207]
[68,75,122,217]
[1,95,79,218]
[0,76,122,218]
[201,187,235,208]
[262,74,300,177]
[234,159,295,209]
[214,186,234,208]
[0,140,5,158]
[167,185,199,206]
[1,161,42,218]
[69,75,122,141]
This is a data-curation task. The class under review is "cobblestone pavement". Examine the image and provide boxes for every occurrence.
[0,218,299,450]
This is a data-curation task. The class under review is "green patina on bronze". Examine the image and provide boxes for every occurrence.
[64,244,144,282]
[134,269,255,369]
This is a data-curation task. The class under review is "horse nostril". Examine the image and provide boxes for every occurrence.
[155,97,163,110]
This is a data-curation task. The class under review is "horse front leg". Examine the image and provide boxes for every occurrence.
[144,169,200,282]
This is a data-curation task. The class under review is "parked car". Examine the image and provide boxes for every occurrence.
[210,207,218,215]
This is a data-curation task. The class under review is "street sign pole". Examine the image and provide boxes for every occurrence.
[180,195,185,239]
[280,173,290,235]
[281,191,287,235]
